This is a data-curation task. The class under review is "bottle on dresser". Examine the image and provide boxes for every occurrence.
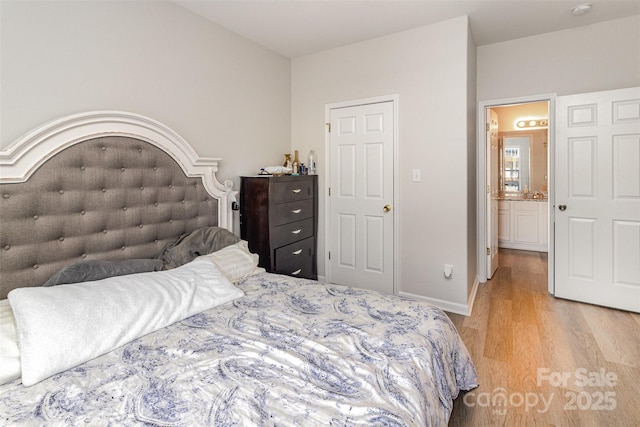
[292,150,299,175]
[308,150,316,175]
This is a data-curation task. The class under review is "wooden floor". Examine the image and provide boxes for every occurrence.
[447,249,640,426]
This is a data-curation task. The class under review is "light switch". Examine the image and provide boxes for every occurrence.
[412,169,421,182]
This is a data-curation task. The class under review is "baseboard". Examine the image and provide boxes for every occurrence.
[499,242,548,252]
[399,286,476,317]
[320,275,479,317]
[466,278,479,316]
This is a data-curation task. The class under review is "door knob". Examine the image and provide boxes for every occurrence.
[383,204,392,212]
[559,204,567,211]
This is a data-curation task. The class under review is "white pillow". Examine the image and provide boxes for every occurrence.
[203,240,263,283]
[8,258,244,387]
[0,299,21,385]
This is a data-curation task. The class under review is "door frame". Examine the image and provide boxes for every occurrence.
[324,94,399,293]
[477,93,556,294]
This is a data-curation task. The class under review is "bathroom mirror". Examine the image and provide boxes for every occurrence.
[501,137,530,192]
[499,132,547,193]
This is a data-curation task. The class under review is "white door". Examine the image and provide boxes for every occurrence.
[555,87,640,313]
[328,101,394,293]
[487,108,499,278]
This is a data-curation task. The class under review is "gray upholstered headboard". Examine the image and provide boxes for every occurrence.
[0,112,236,298]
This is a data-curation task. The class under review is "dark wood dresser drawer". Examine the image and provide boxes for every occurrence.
[272,199,313,226]
[272,218,313,248]
[240,175,317,280]
[274,237,314,278]
[271,180,314,204]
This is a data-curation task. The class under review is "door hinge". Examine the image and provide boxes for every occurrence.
[328,187,331,196]
[328,251,331,260]
[487,247,491,255]
[326,122,331,133]
[486,123,490,132]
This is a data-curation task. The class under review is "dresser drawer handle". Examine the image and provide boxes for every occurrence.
[291,229,302,234]
[291,269,302,275]
[291,209,302,214]
[292,249,303,255]
[291,189,302,194]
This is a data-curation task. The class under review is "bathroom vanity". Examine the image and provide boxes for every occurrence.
[498,198,548,252]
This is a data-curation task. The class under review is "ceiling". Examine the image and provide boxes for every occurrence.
[174,0,640,58]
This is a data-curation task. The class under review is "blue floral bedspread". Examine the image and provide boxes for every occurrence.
[0,273,477,426]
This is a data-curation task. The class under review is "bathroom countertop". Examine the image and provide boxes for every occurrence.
[494,195,548,202]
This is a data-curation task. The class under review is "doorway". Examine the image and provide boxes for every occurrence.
[478,94,555,293]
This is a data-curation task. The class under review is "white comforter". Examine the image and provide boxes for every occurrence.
[0,272,477,426]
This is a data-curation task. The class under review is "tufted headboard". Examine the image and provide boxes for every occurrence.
[0,112,236,299]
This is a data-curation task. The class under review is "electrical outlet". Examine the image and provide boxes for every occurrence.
[444,264,453,279]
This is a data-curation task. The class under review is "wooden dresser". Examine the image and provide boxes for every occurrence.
[240,175,318,280]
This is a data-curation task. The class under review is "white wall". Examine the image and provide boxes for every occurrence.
[478,15,640,101]
[0,0,291,187]
[292,16,476,312]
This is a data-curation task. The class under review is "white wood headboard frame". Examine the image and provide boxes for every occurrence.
[0,111,236,232]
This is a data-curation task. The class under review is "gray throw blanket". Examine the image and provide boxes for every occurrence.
[43,259,164,287]
[160,227,240,269]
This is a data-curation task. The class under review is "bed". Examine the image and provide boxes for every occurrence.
[0,111,477,426]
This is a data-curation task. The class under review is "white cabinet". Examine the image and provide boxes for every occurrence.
[539,203,548,247]
[498,202,511,241]
[498,200,548,252]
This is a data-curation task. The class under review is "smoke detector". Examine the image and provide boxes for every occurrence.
[572,3,592,16]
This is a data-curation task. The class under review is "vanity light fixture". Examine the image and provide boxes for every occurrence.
[515,118,549,129]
